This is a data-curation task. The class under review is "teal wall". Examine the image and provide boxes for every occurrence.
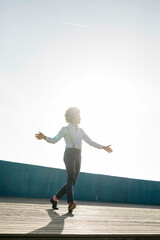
[0,160,160,205]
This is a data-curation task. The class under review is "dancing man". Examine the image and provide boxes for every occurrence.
[35,107,112,213]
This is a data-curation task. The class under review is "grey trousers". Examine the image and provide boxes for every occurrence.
[55,148,81,203]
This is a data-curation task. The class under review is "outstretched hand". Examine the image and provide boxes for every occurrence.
[35,132,46,140]
[103,145,113,153]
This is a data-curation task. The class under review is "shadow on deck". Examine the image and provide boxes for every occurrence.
[0,197,160,239]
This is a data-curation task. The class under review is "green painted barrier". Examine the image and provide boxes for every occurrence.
[0,160,160,205]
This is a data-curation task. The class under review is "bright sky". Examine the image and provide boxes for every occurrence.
[1,0,160,181]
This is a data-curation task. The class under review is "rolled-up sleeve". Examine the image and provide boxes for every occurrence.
[45,127,65,144]
[82,129,103,149]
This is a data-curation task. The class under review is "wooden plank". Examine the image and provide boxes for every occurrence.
[0,197,160,236]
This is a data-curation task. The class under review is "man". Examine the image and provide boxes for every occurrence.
[35,107,112,213]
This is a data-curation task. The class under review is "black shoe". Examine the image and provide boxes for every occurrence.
[68,202,76,213]
[50,198,58,210]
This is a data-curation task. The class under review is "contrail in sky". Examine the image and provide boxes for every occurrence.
[57,20,90,29]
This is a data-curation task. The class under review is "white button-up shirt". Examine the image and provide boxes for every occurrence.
[45,123,103,150]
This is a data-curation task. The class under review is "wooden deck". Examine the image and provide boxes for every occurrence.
[0,197,160,239]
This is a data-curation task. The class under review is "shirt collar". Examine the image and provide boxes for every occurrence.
[68,123,78,129]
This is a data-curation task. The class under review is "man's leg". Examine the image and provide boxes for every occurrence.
[68,149,81,213]
[65,149,76,203]
[51,149,75,202]
[64,148,81,204]
[73,150,81,186]
[55,184,67,200]
[50,184,66,210]
[51,149,81,211]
